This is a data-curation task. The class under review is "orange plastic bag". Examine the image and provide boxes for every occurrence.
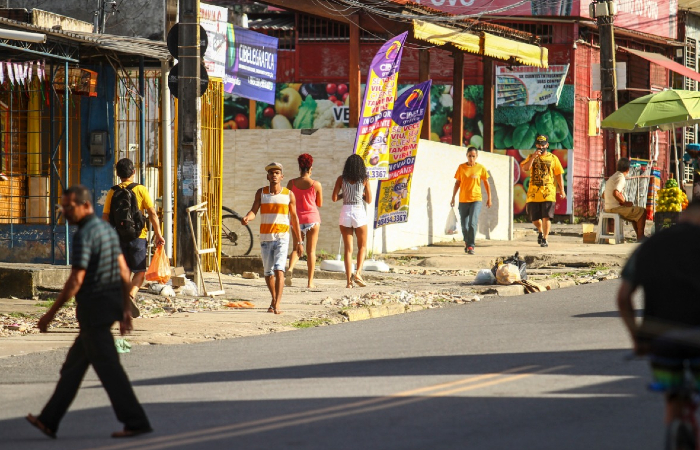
[145,246,171,284]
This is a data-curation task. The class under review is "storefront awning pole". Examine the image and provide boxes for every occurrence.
[64,60,69,266]
[673,123,680,184]
[161,61,173,259]
[139,56,146,184]
[49,63,56,265]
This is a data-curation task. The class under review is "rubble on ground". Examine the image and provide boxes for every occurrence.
[319,289,481,310]
[0,291,233,337]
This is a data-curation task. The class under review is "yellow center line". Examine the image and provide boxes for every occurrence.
[83,365,559,450]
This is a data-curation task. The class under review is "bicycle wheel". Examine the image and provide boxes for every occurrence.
[221,214,253,257]
[666,420,696,450]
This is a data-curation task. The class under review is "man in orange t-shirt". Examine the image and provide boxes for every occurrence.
[450,146,492,254]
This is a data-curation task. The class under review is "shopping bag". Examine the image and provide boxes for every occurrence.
[145,246,171,284]
[445,208,459,235]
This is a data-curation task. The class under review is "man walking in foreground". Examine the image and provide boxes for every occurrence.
[520,134,566,247]
[241,162,303,314]
[603,157,647,242]
[103,158,164,317]
[27,185,152,439]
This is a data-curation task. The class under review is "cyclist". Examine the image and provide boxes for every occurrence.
[617,198,700,427]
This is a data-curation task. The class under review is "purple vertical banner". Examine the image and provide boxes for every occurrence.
[353,32,408,180]
[224,24,278,104]
[374,80,432,228]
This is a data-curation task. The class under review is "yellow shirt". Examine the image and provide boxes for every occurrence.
[454,162,489,203]
[103,181,153,239]
[520,152,563,203]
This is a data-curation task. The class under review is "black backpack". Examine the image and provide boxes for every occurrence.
[109,182,145,242]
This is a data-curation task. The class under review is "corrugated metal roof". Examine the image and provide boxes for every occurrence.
[0,16,171,61]
[248,17,294,31]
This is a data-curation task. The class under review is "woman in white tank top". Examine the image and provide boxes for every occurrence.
[332,154,371,288]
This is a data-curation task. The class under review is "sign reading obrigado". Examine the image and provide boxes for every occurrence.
[224,25,278,104]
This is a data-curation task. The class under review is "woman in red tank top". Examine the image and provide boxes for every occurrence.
[286,153,323,288]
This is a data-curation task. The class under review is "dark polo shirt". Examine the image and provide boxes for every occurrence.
[73,213,124,328]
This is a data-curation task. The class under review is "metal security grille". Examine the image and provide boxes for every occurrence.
[172,78,224,272]
[298,15,384,42]
[200,78,224,271]
[684,37,698,167]
[114,69,162,198]
[0,71,80,226]
[495,22,553,44]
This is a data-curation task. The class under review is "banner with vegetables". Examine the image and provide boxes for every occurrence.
[354,32,407,180]
[495,65,569,107]
[495,148,574,215]
[224,25,278,104]
[374,80,432,229]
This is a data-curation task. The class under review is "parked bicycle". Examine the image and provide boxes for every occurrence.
[221,206,253,257]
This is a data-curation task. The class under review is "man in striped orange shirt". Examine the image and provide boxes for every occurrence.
[242,162,303,314]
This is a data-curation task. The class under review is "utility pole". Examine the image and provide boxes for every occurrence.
[593,0,618,176]
[176,0,201,274]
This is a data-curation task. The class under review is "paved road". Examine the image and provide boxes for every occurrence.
[0,280,660,450]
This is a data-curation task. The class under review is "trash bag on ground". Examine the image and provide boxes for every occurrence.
[115,338,131,353]
[148,283,167,294]
[496,264,522,285]
[473,269,496,285]
[491,251,527,281]
[445,208,459,235]
[145,246,171,284]
[180,279,199,297]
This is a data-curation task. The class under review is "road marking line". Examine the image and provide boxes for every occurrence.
[83,365,559,450]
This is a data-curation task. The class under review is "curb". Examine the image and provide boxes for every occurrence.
[339,277,582,321]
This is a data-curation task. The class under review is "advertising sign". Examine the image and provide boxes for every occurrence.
[496,65,569,107]
[224,25,278,104]
[353,32,407,180]
[200,3,228,79]
[374,80,432,228]
[408,0,676,39]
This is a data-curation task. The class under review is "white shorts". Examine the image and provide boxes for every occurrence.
[339,204,367,228]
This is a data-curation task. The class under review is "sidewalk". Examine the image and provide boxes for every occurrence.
[0,223,635,358]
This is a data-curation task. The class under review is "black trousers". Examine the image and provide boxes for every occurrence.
[38,326,150,433]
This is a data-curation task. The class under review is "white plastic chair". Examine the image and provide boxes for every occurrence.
[596,212,625,244]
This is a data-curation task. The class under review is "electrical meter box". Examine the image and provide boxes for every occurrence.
[90,131,107,166]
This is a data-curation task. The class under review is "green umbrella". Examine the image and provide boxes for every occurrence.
[601,89,700,133]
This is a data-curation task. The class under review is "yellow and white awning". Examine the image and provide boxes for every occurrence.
[412,20,548,68]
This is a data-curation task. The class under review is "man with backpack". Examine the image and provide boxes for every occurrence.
[103,158,165,316]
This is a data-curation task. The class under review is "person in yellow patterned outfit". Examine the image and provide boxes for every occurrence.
[520,135,566,247]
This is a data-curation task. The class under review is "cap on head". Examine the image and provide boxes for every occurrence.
[265,162,283,172]
[535,135,549,146]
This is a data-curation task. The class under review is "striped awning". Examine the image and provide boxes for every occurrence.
[412,20,548,68]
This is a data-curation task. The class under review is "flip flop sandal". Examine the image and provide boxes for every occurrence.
[353,275,367,287]
[26,414,56,439]
[111,427,153,438]
[267,305,275,313]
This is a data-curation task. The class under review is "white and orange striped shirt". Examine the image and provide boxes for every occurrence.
[259,187,290,242]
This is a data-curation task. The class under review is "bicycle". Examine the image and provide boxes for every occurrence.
[629,354,700,450]
[220,206,253,257]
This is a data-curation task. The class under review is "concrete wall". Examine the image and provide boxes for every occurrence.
[8,0,167,40]
[222,129,513,256]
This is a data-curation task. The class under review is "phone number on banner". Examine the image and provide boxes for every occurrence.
[367,168,388,179]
